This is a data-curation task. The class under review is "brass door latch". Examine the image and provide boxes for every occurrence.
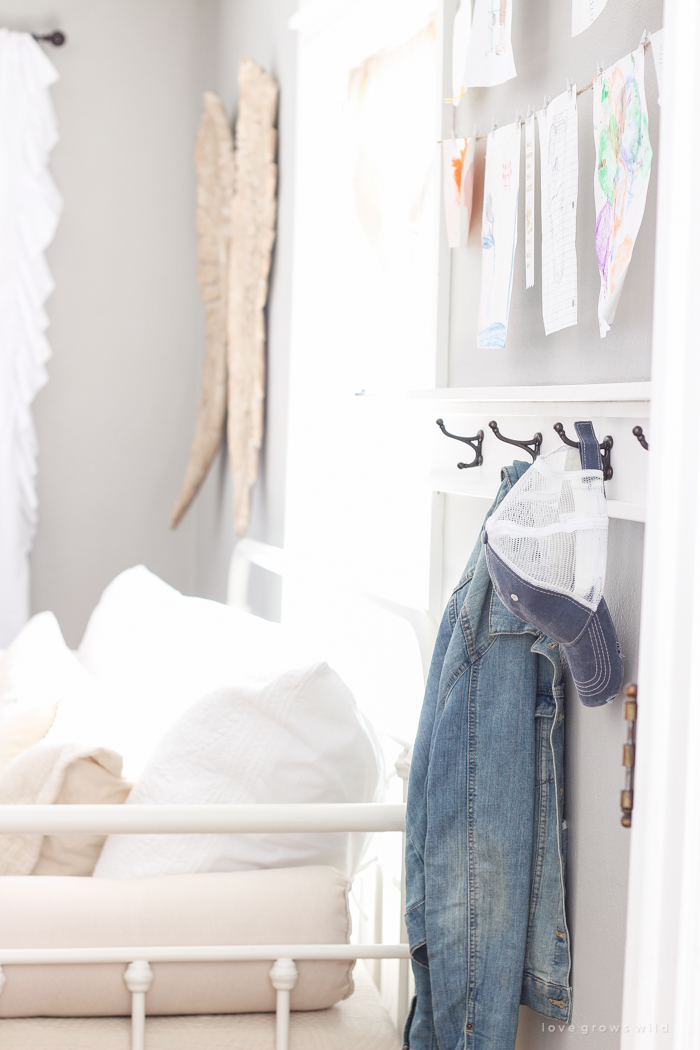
[621,683,637,827]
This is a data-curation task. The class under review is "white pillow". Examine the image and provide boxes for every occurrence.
[93,663,383,879]
[77,567,295,778]
[0,613,109,768]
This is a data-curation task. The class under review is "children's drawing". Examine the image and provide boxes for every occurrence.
[464,0,516,88]
[593,47,653,338]
[477,122,521,349]
[451,0,471,104]
[538,89,578,335]
[525,112,535,289]
[650,28,664,105]
[571,0,609,38]
[442,136,475,248]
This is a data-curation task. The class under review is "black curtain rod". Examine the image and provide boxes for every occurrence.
[32,31,66,46]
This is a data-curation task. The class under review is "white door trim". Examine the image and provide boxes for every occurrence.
[621,0,700,1045]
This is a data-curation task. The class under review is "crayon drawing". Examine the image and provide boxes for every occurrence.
[593,46,653,338]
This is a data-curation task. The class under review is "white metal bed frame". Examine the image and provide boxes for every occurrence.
[0,802,409,1050]
[0,540,422,1050]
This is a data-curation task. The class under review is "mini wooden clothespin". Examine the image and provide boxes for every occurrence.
[526,103,533,121]
[515,108,522,127]
[640,28,650,47]
[543,94,551,111]
[566,77,574,100]
[491,117,498,132]
[596,59,604,77]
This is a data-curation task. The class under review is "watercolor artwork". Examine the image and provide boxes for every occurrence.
[538,89,579,335]
[593,46,653,338]
[464,0,516,88]
[443,136,475,248]
[571,0,609,38]
[477,121,521,349]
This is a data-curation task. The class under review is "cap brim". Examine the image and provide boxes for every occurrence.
[561,598,623,707]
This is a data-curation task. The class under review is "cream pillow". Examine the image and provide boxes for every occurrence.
[0,702,57,771]
[0,743,131,876]
[0,866,352,1017]
[94,663,383,879]
[33,755,132,876]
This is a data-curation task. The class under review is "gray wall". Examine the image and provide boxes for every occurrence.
[5,0,296,645]
[439,0,660,1045]
[201,0,298,621]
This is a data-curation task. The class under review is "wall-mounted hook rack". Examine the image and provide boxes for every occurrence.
[553,422,614,480]
[436,419,483,469]
[632,426,649,451]
[488,420,542,461]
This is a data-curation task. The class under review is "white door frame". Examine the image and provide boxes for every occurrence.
[621,0,700,1045]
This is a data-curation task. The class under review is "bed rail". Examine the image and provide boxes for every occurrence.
[0,803,409,1050]
[0,801,406,835]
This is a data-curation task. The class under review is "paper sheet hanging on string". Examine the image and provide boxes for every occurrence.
[593,47,652,338]
[650,29,664,105]
[464,0,517,88]
[571,0,609,37]
[451,0,471,104]
[538,89,578,335]
[525,112,535,289]
[443,137,475,247]
[477,122,521,349]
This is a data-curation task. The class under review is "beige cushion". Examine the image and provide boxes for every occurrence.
[0,743,131,876]
[32,755,132,876]
[0,965,400,1050]
[0,866,352,1017]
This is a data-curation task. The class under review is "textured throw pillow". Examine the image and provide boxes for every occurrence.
[94,662,383,879]
[77,566,295,778]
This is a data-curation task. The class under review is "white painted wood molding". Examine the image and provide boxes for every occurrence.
[0,802,406,835]
[621,0,700,1045]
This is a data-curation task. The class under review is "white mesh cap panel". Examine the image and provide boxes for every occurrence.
[486,445,608,610]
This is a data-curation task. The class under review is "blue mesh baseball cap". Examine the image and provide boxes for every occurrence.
[482,421,623,707]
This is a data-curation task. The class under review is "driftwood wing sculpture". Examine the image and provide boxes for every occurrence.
[170,91,235,528]
[227,59,279,536]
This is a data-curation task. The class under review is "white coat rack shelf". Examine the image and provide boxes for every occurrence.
[411,382,651,522]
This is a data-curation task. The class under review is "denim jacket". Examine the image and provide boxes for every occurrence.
[404,462,572,1050]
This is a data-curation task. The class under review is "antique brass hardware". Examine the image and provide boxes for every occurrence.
[621,683,637,828]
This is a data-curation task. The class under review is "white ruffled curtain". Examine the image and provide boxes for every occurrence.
[0,30,62,647]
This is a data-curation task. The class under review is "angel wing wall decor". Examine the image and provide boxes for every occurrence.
[227,58,279,536]
[170,91,235,528]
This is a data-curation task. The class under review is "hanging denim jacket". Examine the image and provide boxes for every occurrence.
[404,461,572,1050]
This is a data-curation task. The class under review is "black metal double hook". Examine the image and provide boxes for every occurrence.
[438,417,618,477]
[553,423,614,481]
[488,421,542,461]
[435,420,484,469]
